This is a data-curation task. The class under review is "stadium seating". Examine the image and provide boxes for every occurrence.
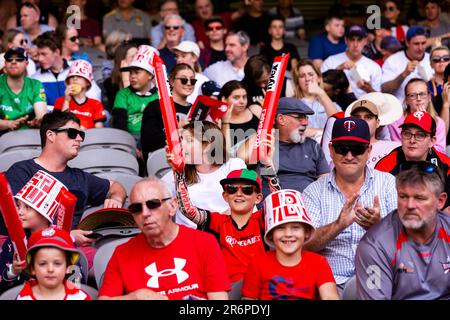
[0,149,41,172]
[81,128,137,155]
[146,148,171,178]
[68,149,139,175]
[95,172,142,197]
[0,129,41,154]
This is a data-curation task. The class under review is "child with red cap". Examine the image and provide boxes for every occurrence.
[241,189,339,300]
[53,59,106,129]
[0,171,78,294]
[17,228,90,300]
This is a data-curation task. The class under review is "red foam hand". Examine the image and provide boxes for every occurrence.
[0,173,27,262]
[250,54,290,164]
[152,54,185,172]
[56,188,77,233]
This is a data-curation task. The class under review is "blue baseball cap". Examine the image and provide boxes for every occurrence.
[276,97,314,115]
[345,25,368,38]
[331,117,370,144]
[406,25,428,41]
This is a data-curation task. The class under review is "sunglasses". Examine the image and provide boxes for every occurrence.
[20,39,28,45]
[175,77,197,85]
[50,127,85,140]
[128,198,172,214]
[164,25,181,30]
[69,36,79,42]
[224,184,258,195]
[206,25,223,31]
[431,55,450,63]
[5,57,25,63]
[383,6,396,11]
[332,144,368,156]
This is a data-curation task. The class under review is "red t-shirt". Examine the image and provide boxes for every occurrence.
[17,280,91,300]
[242,250,335,300]
[54,97,106,129]
[206,210,266,283]
[98,225,230,300]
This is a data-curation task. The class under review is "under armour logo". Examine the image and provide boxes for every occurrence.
[145,258,189,288]
[343,120,356,132]
[413,111,424,121]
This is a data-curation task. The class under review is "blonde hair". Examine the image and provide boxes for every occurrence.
[404,78,439,122]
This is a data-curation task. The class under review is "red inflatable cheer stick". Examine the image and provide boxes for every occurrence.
[55,188,77,233]
[152,54,185,172]
[0,173,27,262]
[250,53,290,164]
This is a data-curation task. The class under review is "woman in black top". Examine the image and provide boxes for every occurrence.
[218,80,261,152]
[141,63,196,163]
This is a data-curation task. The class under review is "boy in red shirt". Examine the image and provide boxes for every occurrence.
[241,189,339,300]
[54,60,106,129]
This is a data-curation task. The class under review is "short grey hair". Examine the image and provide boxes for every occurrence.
[130,177,173,200]
[227,30,250,46]
[163,14,185,27]
[396,168,445,198]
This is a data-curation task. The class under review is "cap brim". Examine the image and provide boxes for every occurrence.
[398,122,432,133]
[330,136,370,144]
[78,208,136,231]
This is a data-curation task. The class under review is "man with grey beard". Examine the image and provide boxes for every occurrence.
[261,97,330,198]
[355,162,450,300]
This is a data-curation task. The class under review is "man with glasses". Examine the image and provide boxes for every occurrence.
[260,97,329,197]
[98,177,230,300]
[150,0,195,50]
[0,47,47,135]
[159,14,186,73]
[102,0,152,45]
[302,117,397,297]
[199,16,227,68]
[203,31,250,87]
[2,111,127,246]
[382,25,434,102]
[375,111,450,211]
[356,162,450,299]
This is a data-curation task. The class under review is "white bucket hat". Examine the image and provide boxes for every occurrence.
[263,189,315,248]
[345,92,403,126]
[14,170,68,224]
[120,45,158,74]
[66,59,93,87]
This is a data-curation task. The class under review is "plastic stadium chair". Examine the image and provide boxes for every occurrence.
[342,276,358,300]
[68,149,139,175]
[93,237,132,289]
[0,129,41,154]
[146,148,171,178]
[0,149,41,172]
[95,172,142,197]
[0,284,98,300]
[81,128,137,155]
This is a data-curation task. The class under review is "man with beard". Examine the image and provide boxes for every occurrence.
[355,162,450,300]
[261,97,330,198]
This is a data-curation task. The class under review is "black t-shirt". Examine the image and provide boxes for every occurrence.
[210,48,227,66]
[232,13,271,45]
[260,42,300,71]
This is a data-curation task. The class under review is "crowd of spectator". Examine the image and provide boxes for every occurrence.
[0,0,449,301]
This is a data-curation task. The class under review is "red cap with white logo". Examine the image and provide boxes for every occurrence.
[399,111,436,135]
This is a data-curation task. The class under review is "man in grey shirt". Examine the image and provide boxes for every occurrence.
[356,162,450,300]
[261,97,330,198]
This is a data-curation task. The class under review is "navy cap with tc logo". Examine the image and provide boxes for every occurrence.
[331,117,370,144]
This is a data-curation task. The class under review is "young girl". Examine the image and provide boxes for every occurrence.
[17,228,91,300]
[0,171,66,293]
[54,59,107,129]
[241,189,339,300]
[218,80,261,152]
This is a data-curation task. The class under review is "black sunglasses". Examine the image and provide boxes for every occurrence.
[50,127,85,140]
[5,57,25,62]
[69,36,79,42]
[431,55,450,63]
[333,144,368,156]
[224,184,258,195]
[164,25,181,30]
[383,5,396,11]
[20,39,28,45]
[128,198,172,214]
[175,77,197,86]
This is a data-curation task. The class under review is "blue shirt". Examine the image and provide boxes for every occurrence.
[302,166,397,284]
[308,33,346,61]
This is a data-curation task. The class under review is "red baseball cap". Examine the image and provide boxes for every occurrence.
[399,111,436,135]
